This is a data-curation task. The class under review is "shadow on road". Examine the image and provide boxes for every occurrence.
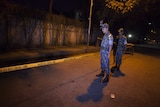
[76,77,107,102]
[112,70,125,77]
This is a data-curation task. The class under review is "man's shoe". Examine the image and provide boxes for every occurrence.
[101,75,109,83]
[117,66,120,71]
[101,77,109,83]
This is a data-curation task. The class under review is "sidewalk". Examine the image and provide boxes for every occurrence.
[0,45,100,69]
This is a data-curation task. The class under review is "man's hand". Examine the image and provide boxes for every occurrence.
[108,54,110,58]
[108,45,113,58]
[100,20,103,24]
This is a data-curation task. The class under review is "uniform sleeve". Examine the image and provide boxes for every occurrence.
[124,38,127,45]
[109,35,113,45]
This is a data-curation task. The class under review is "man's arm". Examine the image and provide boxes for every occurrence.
[123,44,127,54]
[108,44,113,58]
[123,37,127,54]
[100,20,103,27]
[108,35,113,58]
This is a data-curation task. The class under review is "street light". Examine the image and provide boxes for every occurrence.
[128,34,132,38]
[86,0,93,52]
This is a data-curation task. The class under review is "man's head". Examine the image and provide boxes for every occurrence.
[101,23,109,34]
[118,28,124,35]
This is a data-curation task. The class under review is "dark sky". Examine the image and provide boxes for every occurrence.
[54,0,88,12]
[10,0,89,13]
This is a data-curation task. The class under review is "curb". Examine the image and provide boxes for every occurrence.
[0,52,99,73]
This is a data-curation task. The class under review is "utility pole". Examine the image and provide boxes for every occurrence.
[86,0,93,52]
[49,0,53,14]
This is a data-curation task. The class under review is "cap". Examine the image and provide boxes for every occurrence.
[118,28,124,32]
[100,23,109,29]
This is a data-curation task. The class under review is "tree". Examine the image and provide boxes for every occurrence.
[105,0,139,14]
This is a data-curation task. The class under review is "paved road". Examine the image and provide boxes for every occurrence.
[0,51,160,107]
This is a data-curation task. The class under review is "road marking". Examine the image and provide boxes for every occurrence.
[0,52,99,73]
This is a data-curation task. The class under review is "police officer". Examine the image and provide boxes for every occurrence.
[96,20,113,83]
[113,28,127,71]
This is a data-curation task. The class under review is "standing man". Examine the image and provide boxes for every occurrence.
[112,28,127,71]
[96,20,113,83]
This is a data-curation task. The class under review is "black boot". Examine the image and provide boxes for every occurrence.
[96,70,104,77]
[117,65,120,71]
[113,64,120,71]
[101,74,109,83]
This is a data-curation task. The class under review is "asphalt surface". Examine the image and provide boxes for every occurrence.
[0,47,160,107]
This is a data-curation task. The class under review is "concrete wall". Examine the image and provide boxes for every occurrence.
[0,15,93,52]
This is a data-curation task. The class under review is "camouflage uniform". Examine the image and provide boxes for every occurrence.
[100,33,113,75]
[115,35,127,68]
[96,21,113,83]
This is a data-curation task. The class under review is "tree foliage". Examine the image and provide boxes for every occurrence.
[105,0,139,14]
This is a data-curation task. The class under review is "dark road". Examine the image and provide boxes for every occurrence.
[0,48,160,107]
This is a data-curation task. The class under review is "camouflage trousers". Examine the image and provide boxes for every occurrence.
[115,50,123,65]
[100,50,110,75]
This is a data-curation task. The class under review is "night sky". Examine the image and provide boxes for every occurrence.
[10,0,89,13]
